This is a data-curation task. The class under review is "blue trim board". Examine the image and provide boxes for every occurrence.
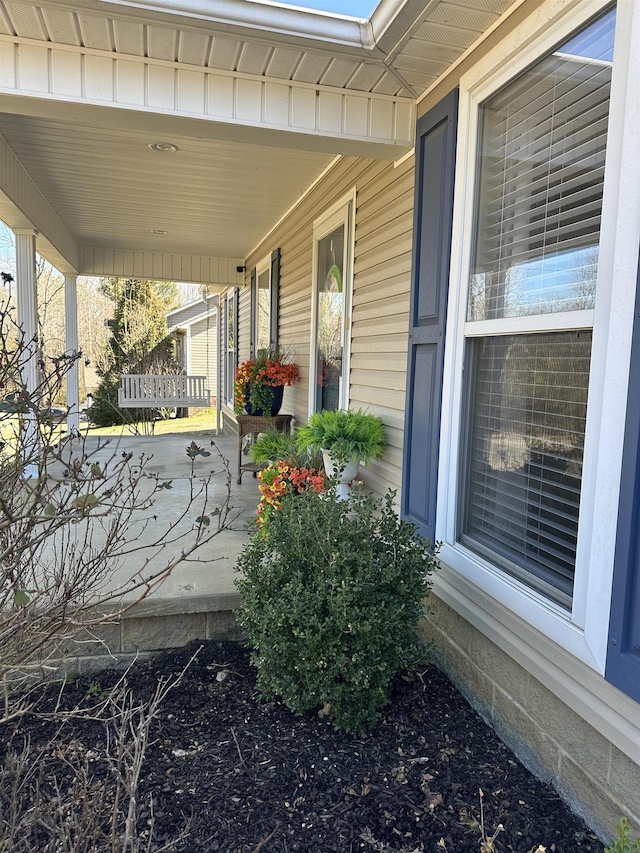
[606,248,640,701]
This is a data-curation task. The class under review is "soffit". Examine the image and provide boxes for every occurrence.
[0,0,519,98]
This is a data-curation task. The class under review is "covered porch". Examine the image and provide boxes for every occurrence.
[0,0,509,438]
[0,0,445,663]
[0,0,477,624]
[0,0,425,433]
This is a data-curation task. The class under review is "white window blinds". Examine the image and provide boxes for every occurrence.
[468,9,616,321]
[461,332,591,605]
[460,8,615,606]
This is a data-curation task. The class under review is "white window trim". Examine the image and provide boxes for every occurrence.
[436,0,640,674]
[308,188,356,416]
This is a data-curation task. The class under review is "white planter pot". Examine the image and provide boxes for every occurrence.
[322,451,360,500]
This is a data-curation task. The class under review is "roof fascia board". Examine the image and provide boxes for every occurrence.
[0,42,414,156]
[370,0,435,48]
[79,246,245,286]
[96,0,376,48]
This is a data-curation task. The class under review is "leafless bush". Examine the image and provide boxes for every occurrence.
[0,655,196,852]
[0,292,233,720]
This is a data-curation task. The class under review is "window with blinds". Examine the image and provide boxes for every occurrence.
[461,332,591,605]
[468,8,615,322]
[460,8,615,606]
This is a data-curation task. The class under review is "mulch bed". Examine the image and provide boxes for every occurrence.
[1,641,605,853]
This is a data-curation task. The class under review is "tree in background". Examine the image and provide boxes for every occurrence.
[0,238,111,408]
[91,278,180,428]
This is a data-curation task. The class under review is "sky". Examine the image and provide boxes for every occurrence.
[261,1,378,17]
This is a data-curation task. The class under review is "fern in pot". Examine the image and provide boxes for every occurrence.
[297,408,386,498]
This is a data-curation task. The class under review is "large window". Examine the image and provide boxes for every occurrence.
[459,9,615,607]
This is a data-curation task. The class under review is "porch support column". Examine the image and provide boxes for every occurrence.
[64,273,80,434]
[14,229,39,477]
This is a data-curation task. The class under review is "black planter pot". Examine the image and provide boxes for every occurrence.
[245,383,284,417]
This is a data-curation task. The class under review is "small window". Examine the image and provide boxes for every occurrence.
[224,289,237,406]
[310,192,355,414]
[256,264,270,352]
[250,249,280,356]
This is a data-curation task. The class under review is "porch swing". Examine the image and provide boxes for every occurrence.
[117,374,211,408]
[114,280,214,410]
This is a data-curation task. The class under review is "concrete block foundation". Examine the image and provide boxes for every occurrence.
[419,596,640,843]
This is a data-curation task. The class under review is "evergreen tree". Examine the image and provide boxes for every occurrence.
[91,279,179,427]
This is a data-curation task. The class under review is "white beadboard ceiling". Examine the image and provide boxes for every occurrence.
[0,113,335,259]
[0,0,517,275]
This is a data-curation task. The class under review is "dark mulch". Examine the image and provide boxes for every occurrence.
[1,641,604,853]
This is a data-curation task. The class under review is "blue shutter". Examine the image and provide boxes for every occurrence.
[249,267,257,358]
[270,248,280,349]
[401,89,459,543]
[606,252,640,701]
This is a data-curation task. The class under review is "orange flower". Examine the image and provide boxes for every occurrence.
[256,462,326,533]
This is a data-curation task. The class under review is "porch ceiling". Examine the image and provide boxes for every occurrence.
[0,0,517,281]
[0,110,334,260]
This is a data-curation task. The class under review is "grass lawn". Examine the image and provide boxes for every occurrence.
[0,409,221,452]
[86,407,221,437]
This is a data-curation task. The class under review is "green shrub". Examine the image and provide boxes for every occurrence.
[235,486,438,734]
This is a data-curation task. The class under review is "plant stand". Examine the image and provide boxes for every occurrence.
[237,414,293,484]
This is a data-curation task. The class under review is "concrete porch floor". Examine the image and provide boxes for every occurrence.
[64,428,260,673]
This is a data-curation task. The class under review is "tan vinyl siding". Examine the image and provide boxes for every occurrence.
[189,317,218,399]
[245,152,415,499]
[238,282,252,365]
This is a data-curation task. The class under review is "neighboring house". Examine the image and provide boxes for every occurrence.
[167,292,219,410]
[1,0,639,840]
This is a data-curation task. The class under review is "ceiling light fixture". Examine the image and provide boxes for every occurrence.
[152,229,169,235]
[148,142,179,152]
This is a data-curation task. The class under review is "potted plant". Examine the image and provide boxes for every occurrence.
[297,408,386,498]
[234,347,300,417]
[249,428,301,466]
[249,428,319,467]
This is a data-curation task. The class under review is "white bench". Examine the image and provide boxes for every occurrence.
[118,374,211,408]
